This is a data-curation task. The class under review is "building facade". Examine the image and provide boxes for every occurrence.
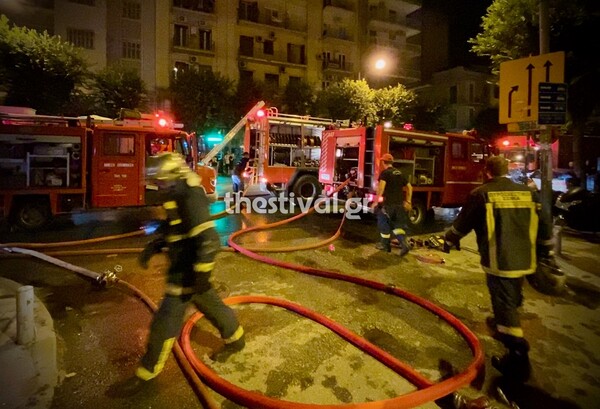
[1,0,422,109]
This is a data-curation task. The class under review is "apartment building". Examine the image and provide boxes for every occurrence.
[0,0,422,108]
[415,66,498,132]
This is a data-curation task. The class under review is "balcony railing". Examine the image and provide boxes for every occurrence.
[322,60,354,72]
[239,49,306,65]
[323,0,354,12]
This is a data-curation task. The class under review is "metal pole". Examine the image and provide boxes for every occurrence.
[537,0,554,257]
[17,285,35,345]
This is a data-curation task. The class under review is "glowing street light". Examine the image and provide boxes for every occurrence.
[375,58,386,70]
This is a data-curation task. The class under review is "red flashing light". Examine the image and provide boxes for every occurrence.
[403,123,414,131]
[502,140,510,146]
[256,109,266,118]
[157,118,168,127]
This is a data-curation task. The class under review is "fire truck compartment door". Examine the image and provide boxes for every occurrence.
[91,131,141,207]
[319,130,337,184]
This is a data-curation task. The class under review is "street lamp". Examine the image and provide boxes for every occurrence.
[358,57,389,81]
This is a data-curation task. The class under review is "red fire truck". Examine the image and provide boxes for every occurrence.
[0,106,216,230]
[318,125,488,227]
[243,107,342,198]
[494,134,559,171]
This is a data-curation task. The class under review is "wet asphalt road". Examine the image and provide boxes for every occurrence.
[1,180,599,409]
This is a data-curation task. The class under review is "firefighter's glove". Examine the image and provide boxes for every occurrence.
[139,238,167,269]
[443,230,461,253]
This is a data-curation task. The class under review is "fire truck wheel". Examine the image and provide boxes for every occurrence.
[12,199,51,231]
[408,198,427,229]
[293,175,321,201]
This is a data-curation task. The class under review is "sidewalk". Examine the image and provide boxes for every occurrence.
[0,278,56,409]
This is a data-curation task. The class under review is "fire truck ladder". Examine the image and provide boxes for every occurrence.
[200,101,266,166]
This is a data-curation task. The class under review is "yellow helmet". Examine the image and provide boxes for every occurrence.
[145,152,188,182]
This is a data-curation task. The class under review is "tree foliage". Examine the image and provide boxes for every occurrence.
[0,15,88,114]
[315,79,418,126]
[280,80,315,115]
[91,64,148,118]
[170,68,235,133]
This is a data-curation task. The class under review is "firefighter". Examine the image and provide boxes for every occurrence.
[372,153,412,256]
[107,152,244,397]
[444,156,538,383]
[231,151,250,193]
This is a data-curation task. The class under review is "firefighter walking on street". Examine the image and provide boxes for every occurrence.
[444,156,538,383]
[373,153,412,256]
[107,153,245,398]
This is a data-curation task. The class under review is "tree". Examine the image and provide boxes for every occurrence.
[315,79,375,124]
[170,68,235,133]
[469,0,600,179]
[372,84,416,126]
[91,64,148,118]
[280,80,315,115]
[0,15,88,114]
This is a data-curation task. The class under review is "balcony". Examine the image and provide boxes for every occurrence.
[238,5,306,32]
[323,0,355,12]
[322,60,354,72]
[239,49,306,66]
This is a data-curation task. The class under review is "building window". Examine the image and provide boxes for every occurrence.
[449,85,457,104]
[104,134,135,156]
[123,1,141,19]
[174,24,189,47]
[67,28,94,49]
[239,1,259,22]
[69,0,95,5]
[265,73,279,86]
[199,29,212,51]
[239,35,254,57]
[288,76,301,86]
[263,40,274,55]
[469,107,475,125]
[239,70,253,82]
[469,82,475,103]
[287,43,305,65]
[122,41,141,59]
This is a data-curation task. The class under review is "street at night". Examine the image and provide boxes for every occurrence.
[1,177,599,408]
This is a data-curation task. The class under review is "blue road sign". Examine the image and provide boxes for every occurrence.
[538,82,567,125]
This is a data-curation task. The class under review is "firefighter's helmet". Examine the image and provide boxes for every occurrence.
[145,152,188,182]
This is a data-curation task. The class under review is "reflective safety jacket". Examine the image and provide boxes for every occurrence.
[448,177,539,278]
[160,171,219,289]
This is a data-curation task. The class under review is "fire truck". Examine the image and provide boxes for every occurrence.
[243,107,342,198]
[0,106,216,230]
[495,134,559,171]
[318,125,488,227]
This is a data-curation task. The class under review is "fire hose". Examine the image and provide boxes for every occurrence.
[1,178,485,408]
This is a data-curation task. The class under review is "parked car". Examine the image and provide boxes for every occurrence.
[554,187,600,232]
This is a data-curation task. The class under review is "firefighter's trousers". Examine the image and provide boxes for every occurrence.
[486,274,526,343]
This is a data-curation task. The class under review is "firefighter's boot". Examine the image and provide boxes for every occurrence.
[492,337,531,383]
[106,375,152,398]
[396,235,410,257]
[376,237,391,252]
[212,335,246,363]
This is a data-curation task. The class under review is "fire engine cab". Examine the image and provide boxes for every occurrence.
[319,125,488,227]
[0,106,215,230]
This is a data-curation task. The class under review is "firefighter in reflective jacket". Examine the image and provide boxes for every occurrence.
[444,156,538,383]
[108,153,244,397]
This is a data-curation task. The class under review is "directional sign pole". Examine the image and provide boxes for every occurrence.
[538,0,553,259]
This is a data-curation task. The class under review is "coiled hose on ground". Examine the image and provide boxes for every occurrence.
[1,179,484,408]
